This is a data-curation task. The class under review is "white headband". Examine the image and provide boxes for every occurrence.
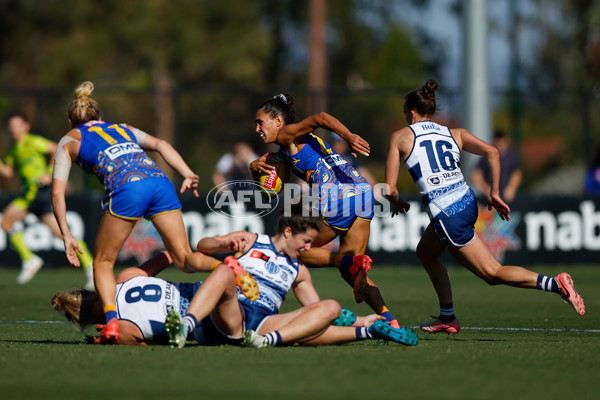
[274,94,287,103]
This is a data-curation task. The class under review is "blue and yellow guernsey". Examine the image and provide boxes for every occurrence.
[75,121,167,194]
[281,133,367,196]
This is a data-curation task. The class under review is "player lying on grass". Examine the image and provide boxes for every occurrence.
[51,207,418,347]
[165,205,417,348]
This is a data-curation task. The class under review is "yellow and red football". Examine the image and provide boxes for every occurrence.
[258,152,290,195]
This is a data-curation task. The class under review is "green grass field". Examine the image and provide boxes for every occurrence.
[1,264,598,400]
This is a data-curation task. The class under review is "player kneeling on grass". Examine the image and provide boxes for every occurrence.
[165,205,417,348]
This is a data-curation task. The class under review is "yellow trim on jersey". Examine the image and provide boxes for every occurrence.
[311,133,333,155]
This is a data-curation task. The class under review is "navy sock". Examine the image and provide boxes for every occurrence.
[536,275,559,293]
[356,327,372,340]
[264,331,282,346]
[340,255,353,272]
[183,314,198,335]
[439,302,455,323]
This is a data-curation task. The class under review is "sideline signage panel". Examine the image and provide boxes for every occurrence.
[0,194,598,267]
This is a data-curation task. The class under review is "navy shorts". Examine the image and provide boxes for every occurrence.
[432,199,478,247]
[239,301,274,332]
[102,178,181,220]
[191,315,244,346]
[180,281,244,346]
[190,301,273,346]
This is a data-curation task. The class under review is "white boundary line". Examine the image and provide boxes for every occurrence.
[408,325,600,333]
[0,320,68,324]
[1,320,599,333]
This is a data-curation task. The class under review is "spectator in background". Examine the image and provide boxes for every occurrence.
[0,111,94,287]
[212,141,258,193]
[583,145,600,196]
[329,132,376,187]
[470,130,522,203]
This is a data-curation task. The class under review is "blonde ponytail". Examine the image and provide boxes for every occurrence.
[68,81,102,127]
[51,289,101,330]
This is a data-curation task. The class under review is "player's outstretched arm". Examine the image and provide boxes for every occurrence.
[141,133,199,197]
[196,231,257,255]
[278,112,370,157]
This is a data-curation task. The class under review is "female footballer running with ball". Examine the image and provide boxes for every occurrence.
[250,94,410,329]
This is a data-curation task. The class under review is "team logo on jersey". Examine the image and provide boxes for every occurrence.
[250,250,270,262]
[163,302,175,314]
[428,176,442,185]
[265,260,280,274]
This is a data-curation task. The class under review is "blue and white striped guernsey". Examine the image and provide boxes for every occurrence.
[236,234,300,313]
[404,121,473,219]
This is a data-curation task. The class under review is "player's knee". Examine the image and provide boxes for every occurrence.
[170,249,192,270]
[92,260,114,272]
[482,276,500,286]
[480,269,502,285]
[416,243,433,263]
[319,299,342,321]
[0,219,12,232]
[214,264,236,285]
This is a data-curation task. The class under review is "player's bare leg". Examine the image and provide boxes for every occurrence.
[166,265,244,348]
[93,214,137,340]
[256,299,341,345]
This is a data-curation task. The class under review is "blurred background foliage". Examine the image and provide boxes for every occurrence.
[0,0,599,193]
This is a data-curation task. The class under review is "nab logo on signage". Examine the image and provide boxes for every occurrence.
[106,142,142,160]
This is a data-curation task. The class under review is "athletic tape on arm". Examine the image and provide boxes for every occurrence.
[53,136,78,182]
[130,126,148,147]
